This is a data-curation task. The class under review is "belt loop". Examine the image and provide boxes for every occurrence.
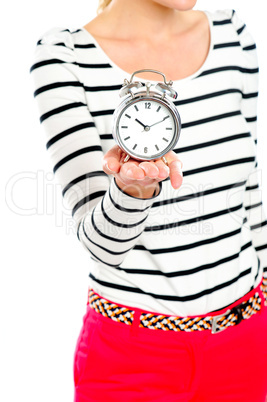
[130,309,141,337]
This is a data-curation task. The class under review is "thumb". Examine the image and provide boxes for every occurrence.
[102,145,122,174]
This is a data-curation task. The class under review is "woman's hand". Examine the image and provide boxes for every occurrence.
[102,145,183,199]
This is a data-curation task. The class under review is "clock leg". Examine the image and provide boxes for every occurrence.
[161,156,168,166]
[123,154,130,163]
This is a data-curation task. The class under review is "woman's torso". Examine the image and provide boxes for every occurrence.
[33,9,262,316]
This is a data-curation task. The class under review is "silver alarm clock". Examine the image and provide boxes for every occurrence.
[112,69,181,164]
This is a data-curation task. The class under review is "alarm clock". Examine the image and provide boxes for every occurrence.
[112,69,181,164]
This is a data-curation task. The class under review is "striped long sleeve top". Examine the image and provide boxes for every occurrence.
[31,9,267,316]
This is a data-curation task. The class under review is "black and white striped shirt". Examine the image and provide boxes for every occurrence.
[31,9,267,316]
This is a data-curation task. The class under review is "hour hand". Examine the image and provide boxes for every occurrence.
[135,118,147,129]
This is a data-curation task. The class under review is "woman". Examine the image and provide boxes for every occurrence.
[31,0,267,400]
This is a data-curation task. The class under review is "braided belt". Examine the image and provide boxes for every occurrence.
[88,285,265,334]
[261,275,267,302]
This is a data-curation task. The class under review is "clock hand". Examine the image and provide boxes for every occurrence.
[135,118,147,129]
[135,118,150,132]
[149,116,169,128]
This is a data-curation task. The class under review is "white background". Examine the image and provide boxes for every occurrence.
[2,1,266,401]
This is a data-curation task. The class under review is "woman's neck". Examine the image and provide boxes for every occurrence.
[89,0,194,42]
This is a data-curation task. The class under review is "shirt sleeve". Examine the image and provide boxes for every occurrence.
[30,28,162,268]
[230,10,267,298]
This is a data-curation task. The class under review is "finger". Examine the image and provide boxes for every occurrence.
[138,161,159,178]
[102,145,122,174]
[154,159,170,179]
[120,161,145,180]
[169,159,183,189]
[161,151,183,188]
[163,150,183,168]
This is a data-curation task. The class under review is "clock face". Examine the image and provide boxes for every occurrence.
[115,98,179,160]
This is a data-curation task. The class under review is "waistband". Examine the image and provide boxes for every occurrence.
[88,280,267,334]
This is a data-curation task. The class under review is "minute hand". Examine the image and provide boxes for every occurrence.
[148,116,169,128]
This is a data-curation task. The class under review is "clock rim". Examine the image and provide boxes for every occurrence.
[112,92,181,161]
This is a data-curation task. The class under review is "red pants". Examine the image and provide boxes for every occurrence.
[73,284,267,401]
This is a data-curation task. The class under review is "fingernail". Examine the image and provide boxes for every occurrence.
[177,161,183,171]
[107,162,116,172]
[139,163,147,172]
[126,167,135,177]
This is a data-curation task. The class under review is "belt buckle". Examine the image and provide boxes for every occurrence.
[211,309,231,334]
